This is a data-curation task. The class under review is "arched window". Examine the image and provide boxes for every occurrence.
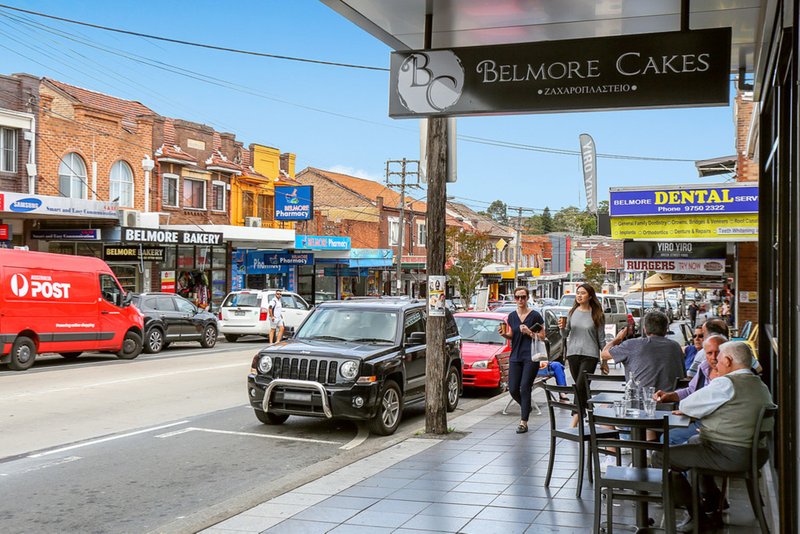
[110,161,134,207]
[58,152,88,199]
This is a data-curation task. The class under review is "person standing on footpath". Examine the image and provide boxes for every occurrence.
[559,283,605,427]
[498,287,543,434]
[688,301,699,329]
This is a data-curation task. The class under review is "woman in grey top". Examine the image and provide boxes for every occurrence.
[559,283,605,424]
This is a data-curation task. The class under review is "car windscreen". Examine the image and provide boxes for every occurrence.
[296,308,398,343]
[222,293,260,307]
[455,317,505,345]
[559,295,576,307]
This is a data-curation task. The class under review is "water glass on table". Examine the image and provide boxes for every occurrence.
[643,398,657,417]
[643,386,656,401]
[613,400,625,417]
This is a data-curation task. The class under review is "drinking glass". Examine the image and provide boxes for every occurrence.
[643,386,656,401]
[643,398,657,417]
[613,400,625,417]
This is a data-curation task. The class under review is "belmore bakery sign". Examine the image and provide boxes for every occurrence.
[389,28,731,117]
[122,228,223,245]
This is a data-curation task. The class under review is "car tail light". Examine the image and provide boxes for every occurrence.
[259,308,268,321]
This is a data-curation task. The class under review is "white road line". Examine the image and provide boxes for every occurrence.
[27,421,189,458]
[339,423,369,450]
[155,427,340,445]
[1,363,247,400]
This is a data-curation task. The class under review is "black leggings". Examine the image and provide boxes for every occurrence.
[566,354,599,416]
[508,359,536,422]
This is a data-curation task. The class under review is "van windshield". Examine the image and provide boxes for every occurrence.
[222,293,260,307]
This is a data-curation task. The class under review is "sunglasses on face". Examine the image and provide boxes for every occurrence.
[694,334,704,339]
[514,295,528,300]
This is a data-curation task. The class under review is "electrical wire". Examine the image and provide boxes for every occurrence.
[0,3,389,72]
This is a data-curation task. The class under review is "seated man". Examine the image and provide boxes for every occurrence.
[653,334,726,445]
[666,341,775,529]
[684,327,704,371]
[687,318,729,377]
[601,310,685,392]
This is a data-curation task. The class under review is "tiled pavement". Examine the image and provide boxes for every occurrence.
[203,394,766,534]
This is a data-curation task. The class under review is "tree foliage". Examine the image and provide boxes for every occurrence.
[446,228,493,305]
[541,207,554,232]
[484,200,509,226]
[553,206,597,235]
[583,262,607,292]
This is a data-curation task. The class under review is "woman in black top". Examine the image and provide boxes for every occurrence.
[498,287,543,433]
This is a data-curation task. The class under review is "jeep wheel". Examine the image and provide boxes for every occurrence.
[143,328,164,354]
[254,410,289,425]
[224,334,240,343]
[369,380,403,436]
[117,331,143,360]
[200,324,217,348]
[445,365,460,412]
[9,336,36,371]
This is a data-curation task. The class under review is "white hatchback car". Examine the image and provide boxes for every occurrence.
[219,289,311,342]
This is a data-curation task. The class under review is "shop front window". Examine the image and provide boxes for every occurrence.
[242,191,254,218]
[195,246,212,271]
[212,246,226,269]
[177,246,194,270]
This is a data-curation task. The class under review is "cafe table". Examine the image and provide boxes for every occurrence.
[587,391,624,404]
[593,407,691,528]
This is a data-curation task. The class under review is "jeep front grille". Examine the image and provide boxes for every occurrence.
[272,356,339,384]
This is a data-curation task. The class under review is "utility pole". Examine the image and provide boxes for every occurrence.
[386,158,420,296]
[512,206,523,288]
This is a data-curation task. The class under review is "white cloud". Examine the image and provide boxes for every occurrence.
[328,165,382,182]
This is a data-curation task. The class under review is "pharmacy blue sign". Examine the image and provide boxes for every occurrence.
[247,251,313,272]
[295,235,351,250]
[610,184,759,217]
[275,185,313,221]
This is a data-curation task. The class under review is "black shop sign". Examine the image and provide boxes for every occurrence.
[122,227,223,245]
[389,28,731,117]
[104,244,165,262]
[623,241,726,260]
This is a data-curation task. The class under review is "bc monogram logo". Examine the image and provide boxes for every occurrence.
[397,51,464,113]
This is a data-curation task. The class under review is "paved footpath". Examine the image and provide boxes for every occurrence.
[201,386,763,534]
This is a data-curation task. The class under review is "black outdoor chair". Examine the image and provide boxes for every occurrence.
[672,377,691,391]
[689,405,777,534]
[588,410,675,534]
[543,383,621,498]
[585,372,626,396]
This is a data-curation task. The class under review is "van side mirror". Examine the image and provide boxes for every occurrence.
[121,292,132,307]
[407,331,426,345]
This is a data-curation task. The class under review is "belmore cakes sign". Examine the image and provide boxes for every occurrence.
[389,28,731,117]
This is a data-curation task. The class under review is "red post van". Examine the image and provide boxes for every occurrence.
[0,249,144,370]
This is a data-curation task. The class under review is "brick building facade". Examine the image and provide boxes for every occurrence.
[0,73,38,196]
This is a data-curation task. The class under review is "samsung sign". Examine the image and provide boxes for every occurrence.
[389,28,730,117]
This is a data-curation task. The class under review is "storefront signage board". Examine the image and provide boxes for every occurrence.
[31,229,100,241]
[161,271,175,292]
[611,214,758,241]
[274,185,313,221]
[295,235,351,250]
[324,267,370,277]
[610,184,758,217]
[0,192,118,218]
[623,258,725,275]
[246,251,313,272]
[122,227,223,245]
[623,240,727,259]
[103,245,165,262]
[349,248,393,268]
[389,28,730,118]
[0,224,9,240]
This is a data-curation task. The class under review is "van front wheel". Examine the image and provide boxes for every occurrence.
[117,331,143,360]
[9,336,36,371]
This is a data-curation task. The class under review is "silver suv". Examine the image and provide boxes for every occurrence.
[219,289,311,342]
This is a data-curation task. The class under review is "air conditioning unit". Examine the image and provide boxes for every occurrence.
[120,209,139,227]
[245,217,262,227]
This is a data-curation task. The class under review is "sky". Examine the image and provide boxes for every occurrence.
[0,0,737,216]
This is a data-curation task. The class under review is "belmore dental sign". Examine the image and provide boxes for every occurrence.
[389,28,730,117]
[122,228,223,245]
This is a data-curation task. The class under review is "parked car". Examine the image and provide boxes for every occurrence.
[219,289,311,342]
[0,249,144,370]
[455,312,510,390]
[553,294,629,342]
[131,292,218,353]
[314,291,336,303]
[247,299,463,435]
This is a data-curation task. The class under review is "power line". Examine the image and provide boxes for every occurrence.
[0,3,389,72]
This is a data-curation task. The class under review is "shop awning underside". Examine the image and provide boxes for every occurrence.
[628,272,724,292]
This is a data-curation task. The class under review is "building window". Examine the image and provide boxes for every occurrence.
[0,127,17,172]
[110,161,134,207]
[388,217,399,246]
[544,259,552,273]
[257,194,273,220]
[183,178,206,209]
[163,173,179,207]
[58,152,88,199]
[242,190,254,217]
[211,180,226,211]
[417,221,427,247]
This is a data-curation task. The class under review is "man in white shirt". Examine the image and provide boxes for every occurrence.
[664,341,774,529]
[268,290,285,344]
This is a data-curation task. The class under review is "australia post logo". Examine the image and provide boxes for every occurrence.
[10,273,72,299]
[397,51,464,113]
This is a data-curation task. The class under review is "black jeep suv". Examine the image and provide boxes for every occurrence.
[247,299,463,435]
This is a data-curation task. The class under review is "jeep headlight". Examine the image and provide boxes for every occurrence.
[258,355,273,374]
[340,360,359,380]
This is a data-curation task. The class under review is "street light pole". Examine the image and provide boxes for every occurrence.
[396,160,406,295]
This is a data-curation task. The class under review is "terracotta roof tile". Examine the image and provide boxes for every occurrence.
[305,167,426,212]
[205,149,242,173]
[46,78,154,122]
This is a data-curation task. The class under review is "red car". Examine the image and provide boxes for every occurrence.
[454,312,510,390]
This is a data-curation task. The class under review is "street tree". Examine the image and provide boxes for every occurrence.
[541,207,554,233]
[484,200,509,225]
[445,227,493,307]
[584,262,607,292]
[553,206,597,235]
[524,214,543,234]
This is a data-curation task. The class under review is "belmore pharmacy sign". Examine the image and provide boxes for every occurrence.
[389,28,730,117]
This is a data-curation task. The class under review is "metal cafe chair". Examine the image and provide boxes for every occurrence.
[588,410,675,534]
[543,383,621,498]
[585,372,626,396]
[689,405,778,534]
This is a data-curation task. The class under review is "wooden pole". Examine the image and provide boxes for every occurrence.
[425,116,448,434]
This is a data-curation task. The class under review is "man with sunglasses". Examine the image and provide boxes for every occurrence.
[684,327,704,371]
